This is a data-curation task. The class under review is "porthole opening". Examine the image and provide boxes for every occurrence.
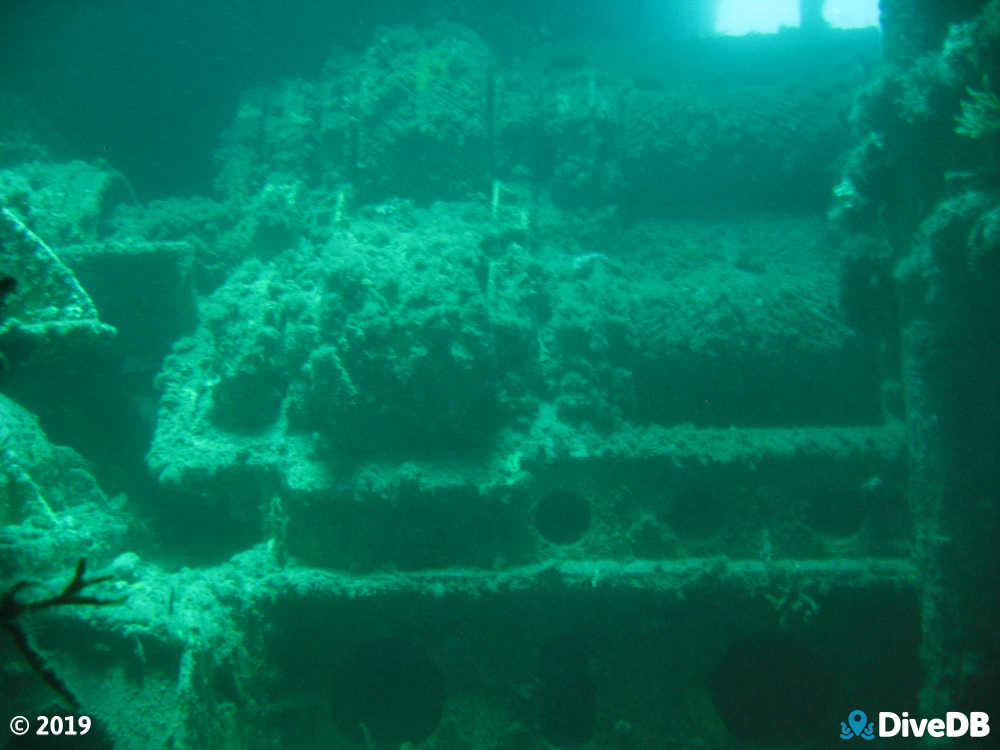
[667,485,725,538]
[329,638,445,750]
[535,490,591,545]
[711,633,834,743]
[539,635,596,747]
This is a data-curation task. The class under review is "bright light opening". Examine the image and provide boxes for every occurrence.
[715,0,800,35]
[822,0,881,29]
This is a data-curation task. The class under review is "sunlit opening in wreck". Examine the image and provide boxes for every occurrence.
[714,0,880,35]
[823,0,881,29]
[714,0,800,35]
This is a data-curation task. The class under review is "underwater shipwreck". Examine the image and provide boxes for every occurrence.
[1,0,999,748]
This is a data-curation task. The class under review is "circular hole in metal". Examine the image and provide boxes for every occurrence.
[667,484,724,538]
[710,633,834,744]
[535,490,591,545]
[808,486,867,538]
[539,635,596,747]
[329,638,445,750]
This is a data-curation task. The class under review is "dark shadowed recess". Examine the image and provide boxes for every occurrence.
[710,585,922,745]
[329,638,445,750]
[0,0,376,198]
[535,490,591,545]
[539,634,597,747]
[0,0,716,199]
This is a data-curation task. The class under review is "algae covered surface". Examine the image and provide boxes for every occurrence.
[2,2,1000,748]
